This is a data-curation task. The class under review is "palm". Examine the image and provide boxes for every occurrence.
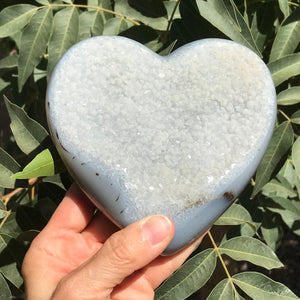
[33,226,104,285]
[22,185,203,299]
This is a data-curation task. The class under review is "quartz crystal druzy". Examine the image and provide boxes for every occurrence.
[47,36,276,254]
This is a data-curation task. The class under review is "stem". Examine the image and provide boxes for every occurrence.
[208,231,238,293]
[38,3,140,26]
[1,178,38,206]
[166,0,181,32]
[288,1,299,7]
[278,109,291,122]
[0,210,11,231]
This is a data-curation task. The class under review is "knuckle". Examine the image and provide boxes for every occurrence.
[105,233,135,266]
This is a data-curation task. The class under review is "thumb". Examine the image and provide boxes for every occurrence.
[52,215,174,299]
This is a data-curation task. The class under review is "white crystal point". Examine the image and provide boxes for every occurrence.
[46,36,276,254]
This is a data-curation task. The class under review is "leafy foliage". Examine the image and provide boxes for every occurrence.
[0,0,299,299]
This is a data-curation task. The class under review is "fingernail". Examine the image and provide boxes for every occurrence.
[142,215,172,246]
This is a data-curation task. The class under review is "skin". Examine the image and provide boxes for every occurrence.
[22,184,205,300]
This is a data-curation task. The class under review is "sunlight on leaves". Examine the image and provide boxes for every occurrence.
[214,203,254,227]
[18,7,53,91]
[155,249,217,300]
[0,4,37,38]
[219,236,283,270]
[207,278,244,300]
[269,8,300,62]
[115,0,168,30]
[12,148,65,179]
[291,109,300,125]
[277,87,300,106]
[233,272,298,299]
[3,96,49,155]
[262,178,297,198]
[47,7,79,76]
[268,52,300,86]
[278,0,290,19]
[196,0,261,55]
[252,121,294,198]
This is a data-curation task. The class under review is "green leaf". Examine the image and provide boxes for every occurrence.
[164,1,181,20]
[233,272,298,299]
[0,79,9,92]
[154,249,216,300]
[262,178,297,198]
[261,214,282,251]
[35,0,49,4]
[18,7,53,92]
[278,160,297,188]
[269,8,300,62]
[250,4,276,53]
[102,17,129,35]
[0,203,7,219]
[34,68,48,82]
[0,273,11,300]
[207,278,244,300]
[88,0,99,8]
[79,11,94,41]
[10,31,22,49]
[0,147,21,189]
[268,52,300,86]
[214,203,254,227]
[47,7,79,76]
[219,236,283,269]
[277,87,300,105]
[159,40,177,56]
[78,9,104,41]
[0,212,22,237]
[91,10,105,36]
[278,0,290,19]
[291,109,300,125]
[265,197,300,235]
[42,173,67,190]
[196,0,261,55]
[103,0,115,20]
[252,121,294,198]
[115,0,168,30]
[12,148,65,179]
[0,55,18,69]
[0,4,37,38]
[145,39,163,52]
[3,96,49,155]
[0,234,25,289]
[292,136,300,180]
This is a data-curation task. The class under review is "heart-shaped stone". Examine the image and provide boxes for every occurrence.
[46,36,276,254]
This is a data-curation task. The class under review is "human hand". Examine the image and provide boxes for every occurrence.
[22,184,205,299]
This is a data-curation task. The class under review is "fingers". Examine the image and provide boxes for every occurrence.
[111,233,206,299]
[81,210,119,243]
[47,184,96,232]
[51,215,175,300]
[140,233,206,289]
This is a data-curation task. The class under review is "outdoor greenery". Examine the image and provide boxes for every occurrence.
[0,0,299,299]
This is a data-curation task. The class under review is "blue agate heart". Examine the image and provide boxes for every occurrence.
[46,36,276,254]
